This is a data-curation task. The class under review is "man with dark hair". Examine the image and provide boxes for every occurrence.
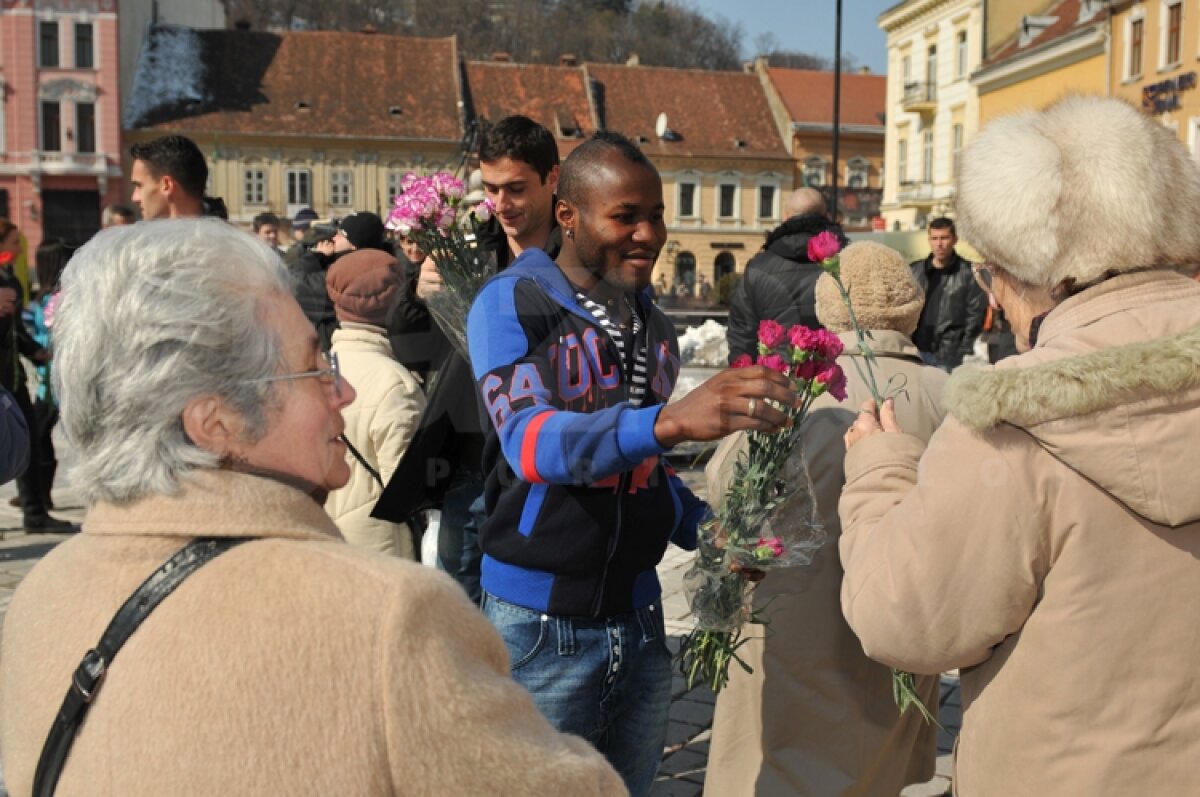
[380,115,563,602]
[128,135,208,219]
[910,216,987,370]
[726,187,848,363]
[252,212,282,250]
[466,130,796,794]
[100,203,135,228]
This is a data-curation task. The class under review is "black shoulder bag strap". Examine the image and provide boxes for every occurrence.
[33,536,251,797]
[340,433,383,487]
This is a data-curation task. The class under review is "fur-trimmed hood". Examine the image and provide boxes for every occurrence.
[943,271,1200,527]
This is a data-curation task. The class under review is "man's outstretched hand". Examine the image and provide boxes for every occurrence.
[654,366,798,449]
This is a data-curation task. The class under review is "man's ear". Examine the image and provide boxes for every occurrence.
[545,164,560,194]
[182,394,249,459]
[555,197,576,233]
[160,174,178,200]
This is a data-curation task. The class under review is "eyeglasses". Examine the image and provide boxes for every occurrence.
[973,263,995,295]
[248,351,343,397]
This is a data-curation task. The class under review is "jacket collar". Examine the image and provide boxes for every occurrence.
[83,469,343,541]
[835,329,922,361]
[497,247,657,323]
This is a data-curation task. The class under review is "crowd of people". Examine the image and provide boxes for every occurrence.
[0,95,1197,797]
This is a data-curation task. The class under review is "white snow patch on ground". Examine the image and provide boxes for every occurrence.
[677,319,728,367]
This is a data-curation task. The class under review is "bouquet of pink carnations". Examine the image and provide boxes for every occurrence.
[677,320,847,692]
[385,171,496,357]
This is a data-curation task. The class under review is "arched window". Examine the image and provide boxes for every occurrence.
[714,251,736,282]
[674,251,696,294]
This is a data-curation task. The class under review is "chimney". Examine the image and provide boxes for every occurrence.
[560,53,578,67]
[493,52,512,62]
[362,23,377,34]
[625,53,640,67]
[859,66,872,74]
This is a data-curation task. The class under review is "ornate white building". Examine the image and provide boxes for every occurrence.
[879,0,984,230]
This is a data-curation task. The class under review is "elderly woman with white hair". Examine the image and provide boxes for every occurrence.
[0,219,626,796]
[840,96,1200,796]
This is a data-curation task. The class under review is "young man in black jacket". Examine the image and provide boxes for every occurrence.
[377,116,561,601]
[467,131,796,795]
[909,216,987,371]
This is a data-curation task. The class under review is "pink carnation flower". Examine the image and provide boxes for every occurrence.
[472,198,495,224]
[730,353,754,369]
[787,324,819,352]
[814,364,848,401]
[759,353,788,374]
[814,329,845,360]
[757,319,786,349]
[806,230,842,263]
[753,536,785,560]
[792,358,822,381]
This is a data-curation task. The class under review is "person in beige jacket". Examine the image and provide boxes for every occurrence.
[705,241,944,796]
[0,219,627,797]
[841,96,1200,797]
[325,249,426,558]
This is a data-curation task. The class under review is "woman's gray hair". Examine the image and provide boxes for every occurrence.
[956,95,1200,288]
[54,218,292,504]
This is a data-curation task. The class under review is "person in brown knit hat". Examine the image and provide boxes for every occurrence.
[705,239,948,797]
[325,250,427,558]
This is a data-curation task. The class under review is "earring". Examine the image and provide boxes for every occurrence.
[566,229,575,239]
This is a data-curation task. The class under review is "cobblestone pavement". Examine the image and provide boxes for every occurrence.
[0,443,959,796]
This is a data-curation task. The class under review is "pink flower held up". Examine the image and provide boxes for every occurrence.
[757,319,787,349]
[806,230,842,263]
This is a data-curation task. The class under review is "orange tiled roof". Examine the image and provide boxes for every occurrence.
[128,27,464,142]
[766,67,885,128]
[465,61,598,154]
[584,63,789,159]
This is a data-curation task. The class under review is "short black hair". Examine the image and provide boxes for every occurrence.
[252,212,280,232]
[478,115,559,182]
[558,130,659,208]
[129,135,208,200]
[929,216,956,235]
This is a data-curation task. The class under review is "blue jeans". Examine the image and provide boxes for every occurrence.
[436,470,484,604]
[482,593,673,797]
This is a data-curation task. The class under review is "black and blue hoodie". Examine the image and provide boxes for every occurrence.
[466,248,705,618]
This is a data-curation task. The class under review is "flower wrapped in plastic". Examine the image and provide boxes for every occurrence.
[385,171,496,358]
[677,320,846,692]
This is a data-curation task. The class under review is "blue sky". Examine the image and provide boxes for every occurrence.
[685,0,896,74]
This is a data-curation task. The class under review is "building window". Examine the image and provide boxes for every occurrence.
[901,53,912,84]
[956,31,968,78]
[75,102,95,153]
[1128,18,1144,77]
[244,168,267,205]
[922,128,934,183]
[802,157,826,188]
[387,172,405,204]
[952,123,964,178]
[41,102,61,152]
[898,139,908,184]
[846,157,870,188]
[39,21,59,68]
[330,169,353,206]
[926,45,938,100]
[1164,2,1182,66]
[718,183,738,218]
[678,180,698,218]
[75,22,93,69]
[757,184,776,219]
[287,169,312,208]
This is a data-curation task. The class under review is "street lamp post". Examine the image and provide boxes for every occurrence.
[832,0,843,224]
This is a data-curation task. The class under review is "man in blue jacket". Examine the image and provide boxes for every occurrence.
[467,131,796,795]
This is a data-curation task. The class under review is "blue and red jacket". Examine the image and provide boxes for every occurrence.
[466,248,705,617]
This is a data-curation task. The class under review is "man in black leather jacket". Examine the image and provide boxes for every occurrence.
[909,217,987,371]
[725,188,848,363]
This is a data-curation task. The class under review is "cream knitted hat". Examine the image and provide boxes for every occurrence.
[815,241,923,335]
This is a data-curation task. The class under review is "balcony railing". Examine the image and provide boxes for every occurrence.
[0,150,109,175]
[902,81,937,112]
[897,181,934,202]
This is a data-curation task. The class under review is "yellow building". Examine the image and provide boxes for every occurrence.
[1110,0,1200,155]
[124,27,465,223]
[879,0,985,230]
[975,0,1109,125]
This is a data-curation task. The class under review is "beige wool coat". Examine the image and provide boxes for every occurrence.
[840,270,1200,796]
[326,323,426,558]
[0,469,627,796]
[704,330,944,797]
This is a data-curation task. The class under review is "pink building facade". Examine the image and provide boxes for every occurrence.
[1,0,123,249]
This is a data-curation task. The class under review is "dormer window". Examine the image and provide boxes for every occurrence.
[296,101,311,111]
[1019,16,1057,48]
[389,106,403,117]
